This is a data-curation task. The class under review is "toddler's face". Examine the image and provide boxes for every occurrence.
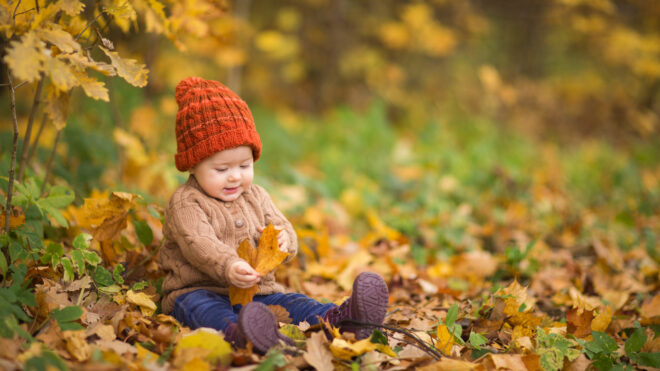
[191,146,254,202]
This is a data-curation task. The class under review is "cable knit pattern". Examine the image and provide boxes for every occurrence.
[159,175,298,314]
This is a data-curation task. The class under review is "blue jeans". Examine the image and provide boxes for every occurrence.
[172,290,338,332]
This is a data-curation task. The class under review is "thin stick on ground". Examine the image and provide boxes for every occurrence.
[17,76,44,182]
[5,72,20,235]
[337,319,444,360]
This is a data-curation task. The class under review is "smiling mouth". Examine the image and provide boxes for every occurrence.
[223,187,240,194]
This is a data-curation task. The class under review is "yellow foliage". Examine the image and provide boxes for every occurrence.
[100,47,149,87]
[436,324,454,355]
[69,191,138,241]
[126,290,158,317]
[4,31,46,82]
[73,70,109,101]
[330,337,396,360]
[173,328,232,366]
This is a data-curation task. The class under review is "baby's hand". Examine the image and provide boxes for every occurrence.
[258,225,289,253]
[228,261,260,288]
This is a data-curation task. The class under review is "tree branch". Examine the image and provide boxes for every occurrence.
[5,72,20,235]
[17,76,44,182]
[41,130,61,194]
[26,114,47,166]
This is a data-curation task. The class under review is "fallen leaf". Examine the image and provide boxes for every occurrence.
[641,294,660,319]
[436,324,454,355]
[269,305,293,324]
[63,330,92,362]
[567,308,594,338]
[591,306,613,332]
[330,337,396,360]
[304,331,334,371]
[418,358,483,371]
[173,328,232,366]
[126,290,157,317]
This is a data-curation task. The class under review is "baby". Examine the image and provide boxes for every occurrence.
[159,77,389,353]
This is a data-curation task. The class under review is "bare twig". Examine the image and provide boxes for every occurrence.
[35,0,39,13]
[336,319,444,360]
[12,0,22,20]
[5,73,20,235]
[17,76,44,182]
[14,8,35,16]
[26,114,47,166]
[74,11,105,42]
[41,130,61,194]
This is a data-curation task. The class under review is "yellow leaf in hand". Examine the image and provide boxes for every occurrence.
[254,223,290,275]
[229,224,290,306]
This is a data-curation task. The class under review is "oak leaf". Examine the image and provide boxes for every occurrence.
[37,24,81,53]
[100,46,149,87]
[73,70,109,101]
[45,56,78,91]
[330,337,396,361]
[126,290,157,317]
[229,224,290,306]
[59,0,86,16]
[303,331,333,371]
[4,31,46,82]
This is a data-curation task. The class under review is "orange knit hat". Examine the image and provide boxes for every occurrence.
[174,77,261,172]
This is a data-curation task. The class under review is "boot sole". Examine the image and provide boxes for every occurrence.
[351,272,389,339]
[238,302,292,353]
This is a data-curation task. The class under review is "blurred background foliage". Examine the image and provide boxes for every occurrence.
[1,0,659,260]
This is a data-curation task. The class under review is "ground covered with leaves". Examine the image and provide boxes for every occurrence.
[1,109,659,370]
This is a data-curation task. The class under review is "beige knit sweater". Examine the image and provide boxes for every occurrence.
[159,176,298,314]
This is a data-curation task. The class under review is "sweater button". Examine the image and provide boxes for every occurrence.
[235,219,244,228]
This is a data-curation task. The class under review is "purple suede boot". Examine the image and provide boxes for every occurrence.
[237,302,294,353]
[324,272,389,339]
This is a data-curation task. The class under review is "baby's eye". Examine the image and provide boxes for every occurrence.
[216,168,227,172]
[240,164,250,169]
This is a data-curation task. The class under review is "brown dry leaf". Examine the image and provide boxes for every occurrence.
[229,224,289,305]
[303,331,333,371]
[418,358,484,371]
[268,305,292,324]
[641,293,660,319]
[567,308,594,338]
[478,353,530,370]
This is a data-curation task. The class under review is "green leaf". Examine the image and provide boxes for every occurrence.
[72,233,91,250]
[37,203,68,227]
[93,266,114,287]
[592,331,618,354]
[255,349,287,371]
[42,185,75,208]
[58,321,85,331]
[113,264,125,285]
[469,332,488,350]
[82,250,101,266]
[370,329,389,345]
[445,303,458,327]
[625,327,647,355]
[131,281,149,291]
[71,250,85,275]
[61,258,74,282]
[51,306,83,323]
[133,219,153,246]
[0,251,6,277]
[630,352,660,368]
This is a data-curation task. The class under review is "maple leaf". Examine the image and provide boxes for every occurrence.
[70,191,138,241]
[229,224,290,306]
[100,46,149,87]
